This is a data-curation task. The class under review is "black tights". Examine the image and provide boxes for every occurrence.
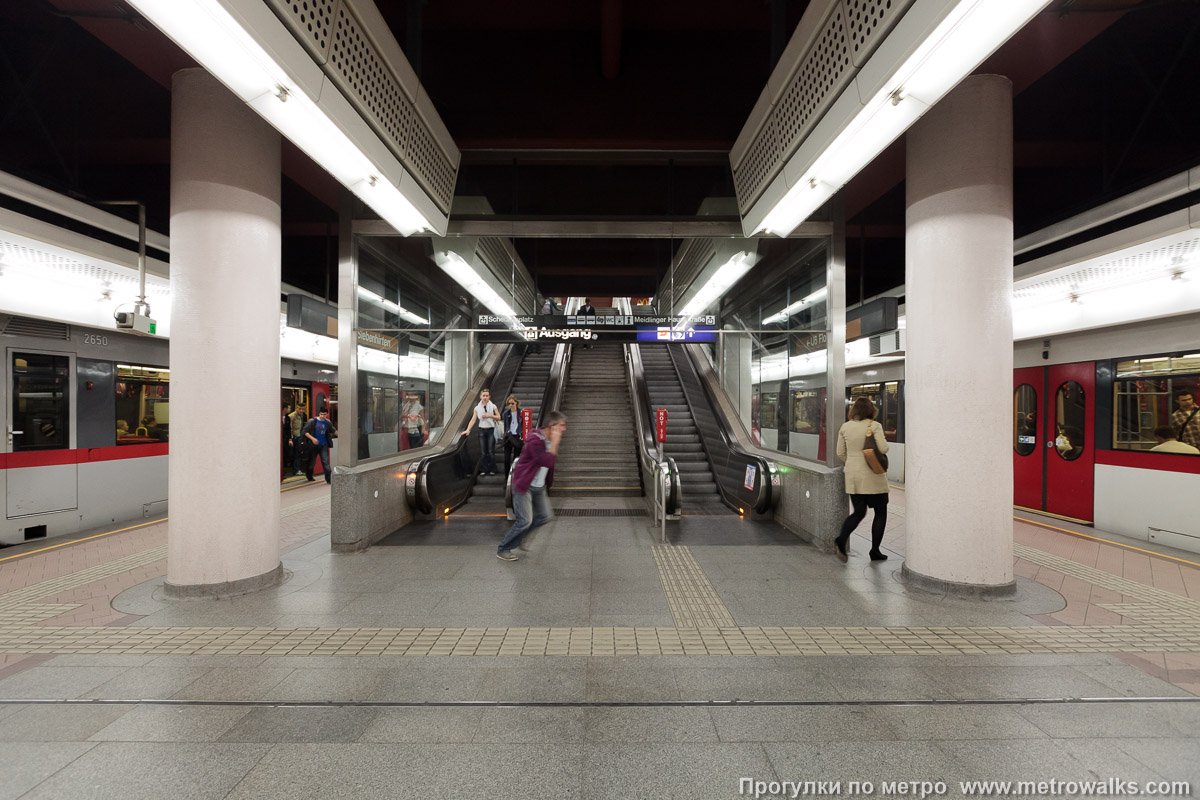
[836,493,888,554]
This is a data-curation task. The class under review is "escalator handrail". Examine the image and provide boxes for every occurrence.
[627,343,681,516]
[408,343,522,515]
[671,344,775,514]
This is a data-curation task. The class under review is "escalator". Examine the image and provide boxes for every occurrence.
[635,343,777,516]
[406,343,565,518]
[640,344,724,512]
[472,348,553,509]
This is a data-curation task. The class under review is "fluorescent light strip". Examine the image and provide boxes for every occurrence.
[434,251,523,325]
[760,0,1048,236]
[676,252,756,327]
[356,286,431,325]
[762,287,828,325]
[128,0,432,236]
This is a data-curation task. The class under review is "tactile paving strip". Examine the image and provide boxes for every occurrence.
[652,545,737,629]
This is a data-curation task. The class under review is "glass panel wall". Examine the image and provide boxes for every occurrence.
[115,364,169,443]
[354,237,475,464]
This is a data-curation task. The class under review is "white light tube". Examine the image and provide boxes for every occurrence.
[677,252,756,325]
[761,0,1049,236]
[434,251,521,322]
[761,287,828,325]
[129,0,432,236]
[356,286,430,325]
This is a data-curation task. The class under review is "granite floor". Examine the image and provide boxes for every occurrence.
[0,482,1196,798]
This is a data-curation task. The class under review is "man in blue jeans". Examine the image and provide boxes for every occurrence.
[460,388,500,475]
[497,411,566,561]
[302,408,337,484]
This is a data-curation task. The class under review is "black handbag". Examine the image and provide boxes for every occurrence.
[863,422,888,474]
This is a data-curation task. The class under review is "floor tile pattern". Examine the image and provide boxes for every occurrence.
[651,546,737,629]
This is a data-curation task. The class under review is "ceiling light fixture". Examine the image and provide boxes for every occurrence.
[356,286,430,325]
[676,251,756,327]
[434,251,522,324]
[127,0,433,236]
[758,0,1050,236]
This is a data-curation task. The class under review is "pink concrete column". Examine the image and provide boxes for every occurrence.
[166,69,283,596]
[904,74,1015,594]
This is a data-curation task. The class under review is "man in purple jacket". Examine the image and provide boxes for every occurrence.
[497,411,567,561]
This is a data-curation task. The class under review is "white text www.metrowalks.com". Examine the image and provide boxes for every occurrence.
[739,778,1193,798]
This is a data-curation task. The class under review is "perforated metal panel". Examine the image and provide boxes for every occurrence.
[1015,235,1200,303]
[732,0,913,218]
[265,0,459,216]
[274,0,338,60]
[475,237,538,314]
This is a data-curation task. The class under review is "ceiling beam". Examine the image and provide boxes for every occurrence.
[354,218,832,238]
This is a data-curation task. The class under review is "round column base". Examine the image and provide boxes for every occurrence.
[900,563,1017,598]
[163,562,284,600]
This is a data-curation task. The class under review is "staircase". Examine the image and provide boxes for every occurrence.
[473,348,553,501]
[639,344,724,508]
[554,343,641,497]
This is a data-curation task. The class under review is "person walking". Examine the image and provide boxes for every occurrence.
[288,406,307,475]
[833,396,891,563]
[281,402,292,481]
[497,411,566,561]
[460,388,501,475]
[404,393,426,450]
[500,394,524,475]
[302,408,337,484]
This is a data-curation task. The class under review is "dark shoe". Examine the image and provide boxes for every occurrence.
[834,541,848,563]
[869,550,888,562]
[497,551,518,562]
[325,478,331,484]
[306,476,315,482]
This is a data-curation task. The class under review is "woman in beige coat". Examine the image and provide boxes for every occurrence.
[834,396,891,563]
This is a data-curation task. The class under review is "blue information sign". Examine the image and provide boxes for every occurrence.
[635,325,716,343]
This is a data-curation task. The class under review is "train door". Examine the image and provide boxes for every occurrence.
[1044,362,1094,521]
[1012,362,1095,522]
[5,349,78,519]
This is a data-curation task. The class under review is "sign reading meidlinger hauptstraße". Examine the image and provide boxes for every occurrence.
[476,314,716,328]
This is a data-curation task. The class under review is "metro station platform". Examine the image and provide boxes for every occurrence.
[0,482,1196,799]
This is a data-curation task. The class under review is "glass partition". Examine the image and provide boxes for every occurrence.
[1114,352,1200,452]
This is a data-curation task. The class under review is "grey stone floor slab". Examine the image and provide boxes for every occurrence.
[473,707,584,742]
[874,704,1051,740]
[357,707,483,743]
[0,703,132,741]
[928,665,1124,700]
[368,667,487,702]
[0,666,131,699]
[1110,738,1200,783]
[0,741,96,800]
[224,743,584,800]
[935,738,1129,785]
[589,592,671,614]
[476,665,588,702]
[81,666,210,700]
[169,668,295,701]
[1073,665,1195,697]
[583,707,719,742]
[218,707,378,743]
[1015,702,1199,738]
[89,705,253,742]
[709,705,897,742]
[764,740,962,788]
[673,667,843,701]
[15,741,272,800]
[583,742,776,800]
[261,668,387,702]
[587,661,681,702]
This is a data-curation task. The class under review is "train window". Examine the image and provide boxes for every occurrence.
[1054,381,1086,461]
[115,364,169,444]
[1113,353,1200,452]
[1013,384,1037,456]
[791,389,824,435]
[11,352,70,452]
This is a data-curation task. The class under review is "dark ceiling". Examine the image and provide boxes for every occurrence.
[2,0,1199,300]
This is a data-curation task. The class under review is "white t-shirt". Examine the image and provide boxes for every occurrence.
[475,401,498,429]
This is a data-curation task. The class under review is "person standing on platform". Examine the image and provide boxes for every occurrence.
[497,411,566,561]
[1173,390,1200,449]
[288,406,307,475]
[501,394,524,475]
[461,388,501,475]
[833,397,891,563]
[404,394,426,450]
[281,402,292,481]
[302,408,337,484]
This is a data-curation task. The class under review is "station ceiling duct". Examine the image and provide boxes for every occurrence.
[128,0,460,236]
[731,0,1051,238]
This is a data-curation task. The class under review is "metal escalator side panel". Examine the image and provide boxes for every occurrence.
[629,343,680,515]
